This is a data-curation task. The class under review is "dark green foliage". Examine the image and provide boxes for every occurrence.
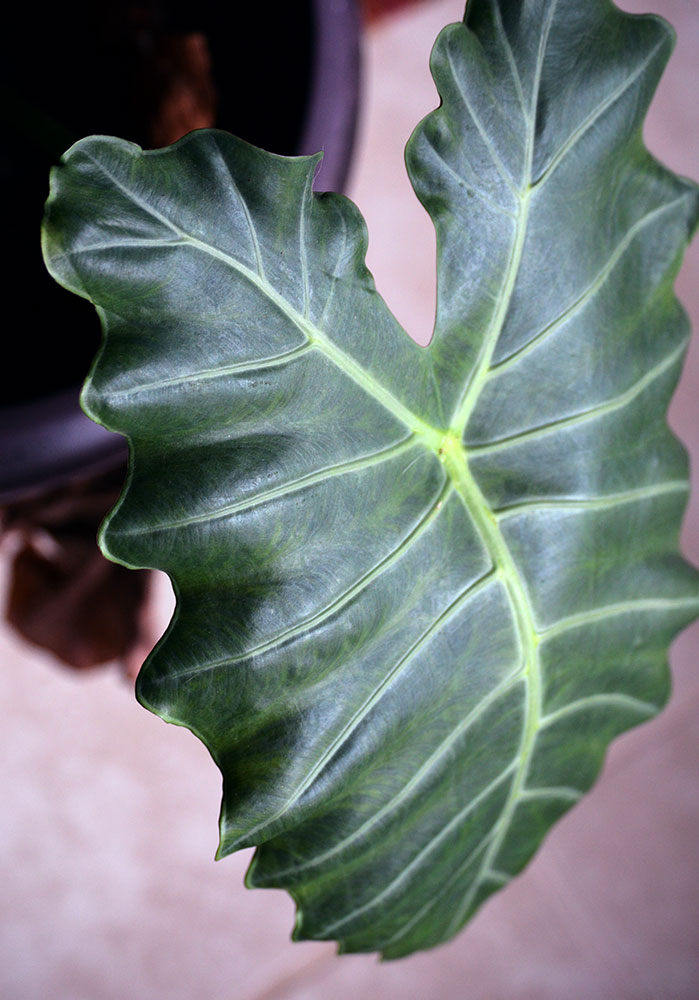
[43,0,698,957]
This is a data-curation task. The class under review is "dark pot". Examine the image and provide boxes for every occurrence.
[0,0,360,503]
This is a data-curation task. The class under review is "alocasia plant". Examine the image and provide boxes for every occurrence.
[41,0,698,958]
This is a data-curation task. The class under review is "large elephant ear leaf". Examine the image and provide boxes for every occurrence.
[42,0,698,959]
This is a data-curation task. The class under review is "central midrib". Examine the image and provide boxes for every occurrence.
[440,440,541,915]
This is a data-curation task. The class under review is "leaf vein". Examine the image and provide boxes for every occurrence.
[541,693,659,726]
[249,573,512,867]
[375,828,497,953]
[487,195,691,377]
[316,757,516,938]
[299,167,313,318]
[82,149,188,238]
[119,436,418,535]
[494,480,688,519]
[488,0,528,119]
[429,145,517,218]
[209,135,267,280]
[533,39,667,188]
[107,343,314,400]
[469,340,687,454]
[518,785,582,802]
[170,476,452,683]
[260,681,520,881]
[540,596,699,640]
[444,40,519,197]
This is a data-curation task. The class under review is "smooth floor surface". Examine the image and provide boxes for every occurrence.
[2,2,698,997]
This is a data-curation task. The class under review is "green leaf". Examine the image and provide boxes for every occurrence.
[42,0,698,958]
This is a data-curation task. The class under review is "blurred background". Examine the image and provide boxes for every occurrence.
[1,0,697,997]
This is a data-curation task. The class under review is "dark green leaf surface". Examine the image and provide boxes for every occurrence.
[42,0,699,957]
